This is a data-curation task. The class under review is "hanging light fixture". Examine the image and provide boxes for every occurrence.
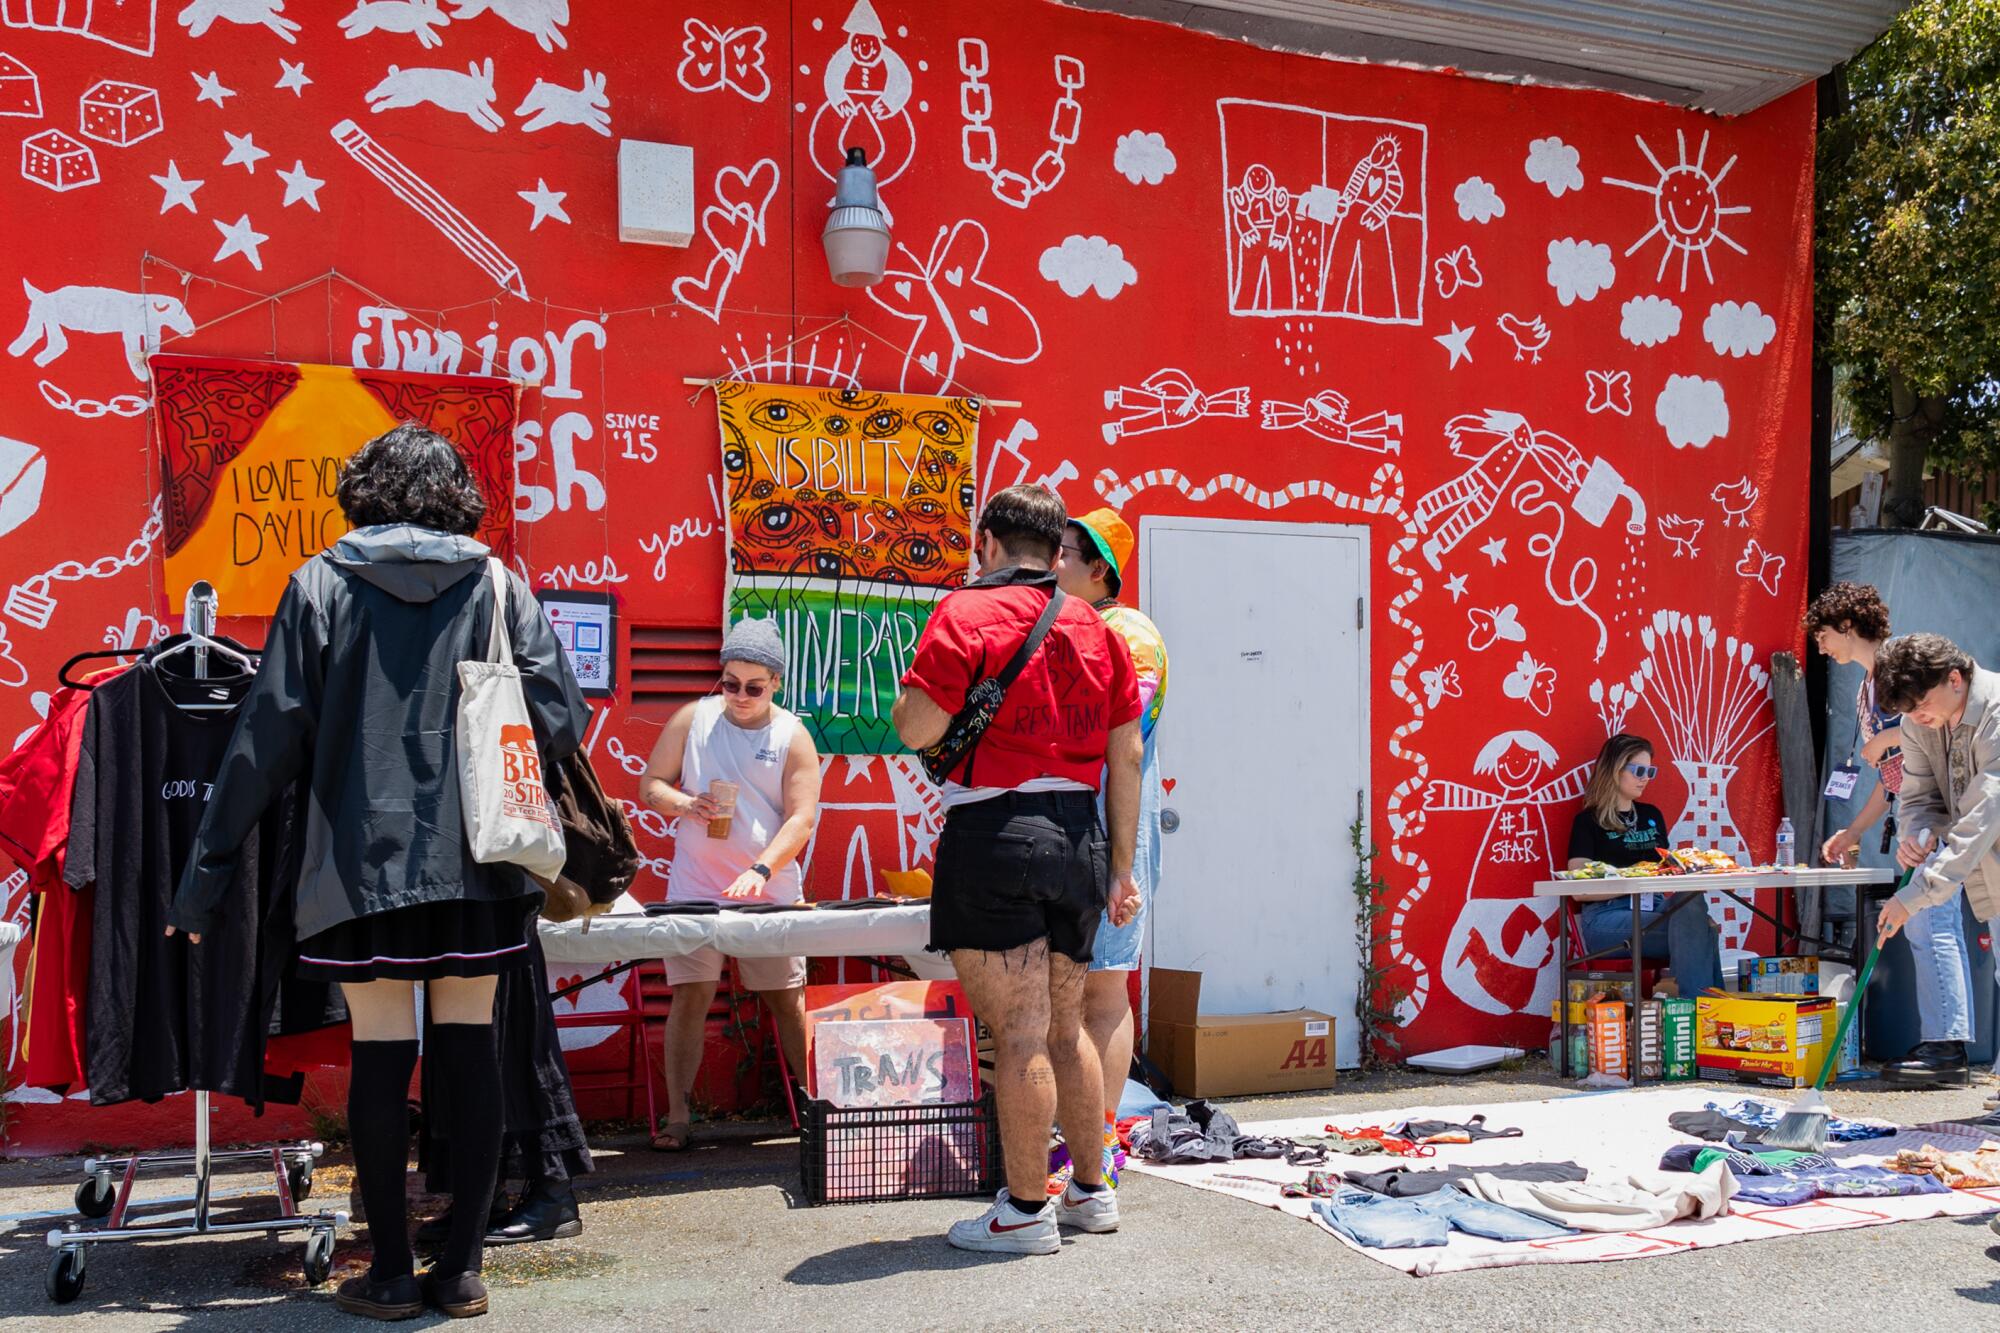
[823,146,890,287]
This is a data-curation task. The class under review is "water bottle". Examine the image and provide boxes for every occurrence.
[1775,817,1795,867]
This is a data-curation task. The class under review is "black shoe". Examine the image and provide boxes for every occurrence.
[485,1185,582,1246]
[1883,1041,1971,1087]
[422,1270,490,1319]
[415,1196,511,1251]
[335,1272,424,1321]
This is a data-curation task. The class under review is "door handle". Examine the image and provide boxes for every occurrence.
[1160,808,1180,834]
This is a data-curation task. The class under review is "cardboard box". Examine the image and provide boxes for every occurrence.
[1146,968,1336,1097]
[1696,992,1835,1087]
[1662,997,1696,1080]
[1736,955,1819,995]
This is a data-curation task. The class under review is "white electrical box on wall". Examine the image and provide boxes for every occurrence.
[618,139,694,247]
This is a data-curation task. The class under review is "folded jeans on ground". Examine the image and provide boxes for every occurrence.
[1312,1184,1576,1249]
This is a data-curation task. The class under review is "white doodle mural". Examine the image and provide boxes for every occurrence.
[366,60,505,132]
[1114,129,1174,185]
[1454,175,1503,222]
[451,0,569,52]
[1603,128,1751,289]
[1101,369,1247,444]
[866,217,1042,391]
[1736,538,1784,595]
[678,19,768,103]
[21,128,96,191]
[1524,135,1582,197]
[1039,234,1135,300]
[1434,322,1474,368]
[9,283,193,380]
[517,177,568,229]
[1433,244,1480,299]
[1657,514,1703,556]
[211,213,268,269]
[78,80,162,146]
[0,436,46,539]
[1584,368,1632,416]
[1501,651,1557,716]
[1545,237,1614,306]
[1703,299,1776,357]
[1420,661,1460,709]
[192,69,234,105]
[332,118,528,298]
[275,57,311,93]
[1422,730,1589,895]
[340,0,450,47]
[1218,99,1427,323]
[1712,475,1759,527]
[517,71,609,135]
[277,159,323,209]
[5,0,157,55]
[1494,313,1550,363]
[1620,293,1681,347]
[1258,390,1402,454]
[0,52,41,116]
[1655,373,1729,449]
[1466,602,1525,651]
[805,0,915,215]
[221,127,268,171]
[670,157,779,323]
[957,37,1083,208]
[178,0,300,43]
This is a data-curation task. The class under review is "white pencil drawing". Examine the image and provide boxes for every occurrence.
[1100,369,1248,444]
[866,217,1042,392]
[9,283,192,379]
[20,129,97,192]
[515,71,608,135]
[450,0,569,52]
[1114,130,1175,185]
[670,158,779,323]
[1584,368,1631,416]
[1657,513,1703,556]
[1433,244,1481,299]
[1711,475,1759,527]
[1545,237,1614,306]
[958,37,1084,209]
[1603,128,1751,290]
[1736,539,1784,595]
[678,19,768,103]
[367,60,504,132]
[805,1,915,215]
[1494,312,1550,362]
[177,0,299,43]
[4,0,156,55]
[1258,390,1402,454]
[1703,299,1776,357]
[331,118,529,298]
[1655,373,1729,449]
[0,53,39,117]
[340,0,451,48]
[1218,99,1427,324]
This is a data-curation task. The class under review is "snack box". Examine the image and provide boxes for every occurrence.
[1737,955,1819,995]
[1696,992,1835,1087]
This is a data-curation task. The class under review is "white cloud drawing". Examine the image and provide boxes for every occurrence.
[1655,375,1729,449]
[1114,130,1176,186]
[1703,300,1776,358]
[1620,294,1682,347]
[1040,235,1136,300]
[1525,136,1583,197]
[1454,176,1504,223]
[1546,238,1615,306]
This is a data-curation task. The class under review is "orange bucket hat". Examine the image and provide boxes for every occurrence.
[1071,507,1135,593]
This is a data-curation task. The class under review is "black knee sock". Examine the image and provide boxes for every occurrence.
[348,1039,420,1281]
[430,1023,504,1277]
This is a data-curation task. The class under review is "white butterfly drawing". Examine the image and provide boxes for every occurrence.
[1736,538,1784,595]
[1585,368,1632,416]
[1467,603,1527,652]
[677,18,770,104]
[1433,244,1482,299]
[1420,660,1462,709]
[1502,651,1557,716]
[865,219,1043,393]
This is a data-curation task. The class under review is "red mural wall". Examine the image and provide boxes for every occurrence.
[0,0,1813,1145]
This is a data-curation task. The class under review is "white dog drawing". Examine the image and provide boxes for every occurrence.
[339,0,451,48]
[515,71,609,136]
[177,0,301,42]
[9,282,195,381]
[451,0,568,52]
[365,59,504,132]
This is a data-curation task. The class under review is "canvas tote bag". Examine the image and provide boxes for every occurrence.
[456,558,567,880]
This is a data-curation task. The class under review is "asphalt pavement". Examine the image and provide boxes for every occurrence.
[2,1068,1998,1331]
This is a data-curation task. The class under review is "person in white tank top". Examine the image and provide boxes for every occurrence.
[637,619,821,1151]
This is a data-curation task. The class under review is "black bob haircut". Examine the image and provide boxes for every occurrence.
[336,421,487,536]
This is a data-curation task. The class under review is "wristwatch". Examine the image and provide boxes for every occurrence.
[750,863,773,881]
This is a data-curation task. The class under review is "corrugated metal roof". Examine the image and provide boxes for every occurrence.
[1063,0,1909,114]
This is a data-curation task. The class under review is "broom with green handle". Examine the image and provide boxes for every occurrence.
[1762,845,1926,1152]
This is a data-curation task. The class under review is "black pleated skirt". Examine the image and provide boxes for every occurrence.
[295,895,539,983]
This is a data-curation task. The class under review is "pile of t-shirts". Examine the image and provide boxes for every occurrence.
[1699,1098,1895,1143]
[1883,1143,2000,1189]
[1125,1101,1289,1164]
[1658,1143,1946,1205]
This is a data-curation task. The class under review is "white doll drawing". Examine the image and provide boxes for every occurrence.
[1422,730,1589,897]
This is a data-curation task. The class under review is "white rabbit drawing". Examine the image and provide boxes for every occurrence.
[339,0,452,49]
[365,59,505,132]
[177,0,301,43]
[450,0,568,52]
[515,71,609,136]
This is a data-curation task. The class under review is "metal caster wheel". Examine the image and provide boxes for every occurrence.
[46,1247,86,1303]
[74,1177,114,1219]
[303,1229,335,1286]
[288,1163,313,1202]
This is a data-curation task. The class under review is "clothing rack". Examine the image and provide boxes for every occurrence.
[44,582,346,1304]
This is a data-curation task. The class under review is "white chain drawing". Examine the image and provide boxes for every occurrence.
[957,38,1082,209]
[4,498,163,630]
[38,379,150,419]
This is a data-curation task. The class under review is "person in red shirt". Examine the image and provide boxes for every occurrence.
[893,485,1143,1255]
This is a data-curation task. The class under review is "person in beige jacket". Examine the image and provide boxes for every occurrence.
[1873,633,2000,1130]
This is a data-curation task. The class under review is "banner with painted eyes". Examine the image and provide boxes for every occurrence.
[716,382,979,753]
[152,355,519,615]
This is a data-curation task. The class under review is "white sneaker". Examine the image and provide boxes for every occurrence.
[946,1190,1060,1255]
[1055,1182,1121,1233]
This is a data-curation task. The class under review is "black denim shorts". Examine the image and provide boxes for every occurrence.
[928,789,1109,964]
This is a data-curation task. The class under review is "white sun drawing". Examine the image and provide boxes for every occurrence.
[1601,129,1750,290]
[720,331,865,387]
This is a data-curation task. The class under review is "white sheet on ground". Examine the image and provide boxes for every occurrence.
[1121,1086,2000,1275]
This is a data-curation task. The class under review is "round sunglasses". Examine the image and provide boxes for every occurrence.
[718,678,771,698]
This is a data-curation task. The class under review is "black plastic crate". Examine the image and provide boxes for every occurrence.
[797,1090,1001,1205]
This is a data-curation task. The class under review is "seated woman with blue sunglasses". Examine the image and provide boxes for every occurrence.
[1565,732,1723,995]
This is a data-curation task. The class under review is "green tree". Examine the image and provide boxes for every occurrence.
[1818,0,2000,526]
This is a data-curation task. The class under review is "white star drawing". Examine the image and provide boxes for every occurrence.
[517,178,570,230]
[276,60,312,97]
[192,71,236,107]
[1481,536,1508,565]
[222,130,269,173]
[1435,322,1475,368]
[212,214,269,271]
[150,161,204,215]
[278,159,325,210]
[1444,573,1469,602]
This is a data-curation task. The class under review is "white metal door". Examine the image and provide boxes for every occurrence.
[1140,517,1370,1068]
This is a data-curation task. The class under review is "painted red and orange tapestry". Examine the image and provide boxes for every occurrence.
[150,355,519,614]
[717,382,979,753]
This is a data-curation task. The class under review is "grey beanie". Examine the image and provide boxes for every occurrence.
[721,617,786,674]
